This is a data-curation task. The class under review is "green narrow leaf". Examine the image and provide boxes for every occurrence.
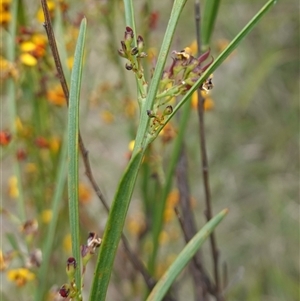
[89,150,144,301]
[68,17,87,289]
[161,0,277,129]
[201,0,221,49]
[146,209,229,301]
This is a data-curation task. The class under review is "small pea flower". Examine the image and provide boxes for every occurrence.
[81,232,102,268]
[66,257,77,281]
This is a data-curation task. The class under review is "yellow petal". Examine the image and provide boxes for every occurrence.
[20,53,37,66]
[20,41,36,52]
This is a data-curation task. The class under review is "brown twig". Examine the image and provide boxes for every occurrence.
[175,147,216,301]
[40,0,155,290]
[194,1,222,300]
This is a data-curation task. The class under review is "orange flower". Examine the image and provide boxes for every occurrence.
[35,136,49,149]
[0,130,11,146]
[19,33,47,66]
[0,0,11,26]
[47,85,66,106]
[191,90,215,111]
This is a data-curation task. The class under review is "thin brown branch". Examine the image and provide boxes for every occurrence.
[40,0,155,290]
[194,1,222,300]
[175,147,216,300]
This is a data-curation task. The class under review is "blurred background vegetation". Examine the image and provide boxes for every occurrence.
[1,0,299,300]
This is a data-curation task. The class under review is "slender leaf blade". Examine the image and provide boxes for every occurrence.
[89,150,144,301]
[68,17,87,289]
[201,0,221,49]
[147,209,229,301]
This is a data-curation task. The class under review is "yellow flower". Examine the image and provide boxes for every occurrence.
[19,33,47,66]
[0,0,11,25]
[0,250,6,270]
[49,136,61,154]
[47,84,66,106]
[8,176,19,199]
[15,117,32,138]
[41,210,52,224]
[7,268,35,286]
[20,53,37,66]
[163,189,180,222]
[67,56,74,69]
[191,91,215,111]
[188,40,198,56]
[63,234,72,253]
[128,140,135,152]
[36,0,55,23]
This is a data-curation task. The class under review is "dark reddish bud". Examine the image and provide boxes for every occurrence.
[59,284,70,298]
[67,257,77,270]
[0,130,11,146]
[124,26,134,40]
[16,149,27,161]
[66,257,76,280]
[35,137,49,148]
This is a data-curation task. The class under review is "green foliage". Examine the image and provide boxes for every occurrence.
[1,0,298,300]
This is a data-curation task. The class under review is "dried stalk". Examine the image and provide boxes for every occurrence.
[194,1,222,300]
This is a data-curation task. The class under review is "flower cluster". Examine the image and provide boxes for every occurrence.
[58,232,101,299]
[118,26,147,78]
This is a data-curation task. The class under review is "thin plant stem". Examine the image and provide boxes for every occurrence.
[195,1,222,300]
[40,0,155,289]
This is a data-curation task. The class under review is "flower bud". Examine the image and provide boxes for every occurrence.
[59,284,70,298]
[66,257,77,280]
[124,26,134,49]
[125,63,133,70]
[131,47,139,56]
[137,35,144,52]
[163,105,173,116]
